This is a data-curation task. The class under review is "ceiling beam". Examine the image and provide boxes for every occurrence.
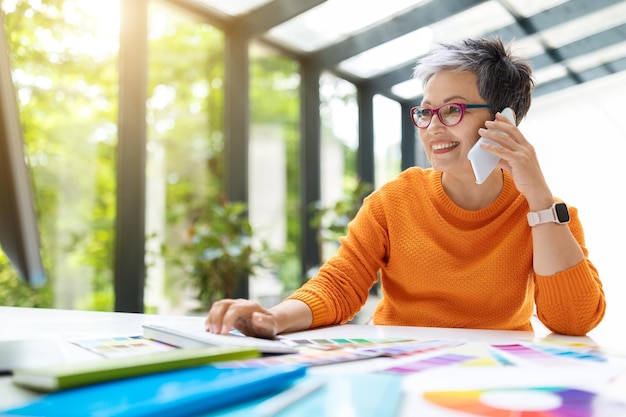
[309,0,488,68]
[162,0,327,36]
[537,23,626,63]
[495,0,625,89]
[163,0,626,103]
[519,0,622,33]
[236,0,326,37]
[367,23,626,101]
[361,0,624,97]
[160,0,233,29]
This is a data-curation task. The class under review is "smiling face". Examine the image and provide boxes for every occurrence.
[419,71,492,174]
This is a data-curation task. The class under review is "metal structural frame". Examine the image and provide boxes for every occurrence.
[114,0,626,311]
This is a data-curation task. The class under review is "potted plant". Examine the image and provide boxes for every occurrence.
[179,197,272,310]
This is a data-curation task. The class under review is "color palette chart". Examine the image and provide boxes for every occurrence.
[70,335,176,358]
[385,352,476,375]
[526,341,606,363]
[217,339,463,369]
[491,342,607,367]
[422,386,626,417]
[492,343,567,366]
[380,343,515,376]
[283,337,414,350]
[217,346,381,368]
[396,338,626,416]
[361,339,465,357]
[222,338,612,375]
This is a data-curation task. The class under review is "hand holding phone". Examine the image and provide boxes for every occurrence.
[467,107,515,184]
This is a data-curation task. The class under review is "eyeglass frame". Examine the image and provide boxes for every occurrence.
[410,102,493,129]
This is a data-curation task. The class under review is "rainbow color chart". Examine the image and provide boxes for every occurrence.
[284,337,413,349]
[70,335,176,358]
[382,343,515,375]
[396,338,626,416]
[378,339,609,377]
[216,338,463,368]
[423,386,626,417]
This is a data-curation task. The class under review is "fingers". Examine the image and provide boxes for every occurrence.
[479,117,521,151]
[483,120,512,138]
[496,109,516,124]
[205,299,277,338]
[477,114,548,197]
[205,298,237,334]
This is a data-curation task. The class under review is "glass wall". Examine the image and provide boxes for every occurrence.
[373,94,402,188]
[0,0,231,313]
[248,42,301,300]
[318,72,358,263]
[0,0,404,312]
[144,2,225,314]
[1,0,120,309]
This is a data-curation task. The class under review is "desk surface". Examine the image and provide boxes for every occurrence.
[1,307,624,416]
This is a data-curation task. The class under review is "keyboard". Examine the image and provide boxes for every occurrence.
[142,323,298,354]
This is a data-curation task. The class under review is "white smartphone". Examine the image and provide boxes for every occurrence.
[467,107,515,184]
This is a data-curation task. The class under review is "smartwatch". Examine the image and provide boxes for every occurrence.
[527,202,570,227]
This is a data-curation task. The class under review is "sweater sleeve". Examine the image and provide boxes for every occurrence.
[286,193,388,328]
[533,205,605,336]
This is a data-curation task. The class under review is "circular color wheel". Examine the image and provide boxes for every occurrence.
[423,387,595,417]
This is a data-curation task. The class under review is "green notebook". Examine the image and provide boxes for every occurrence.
[12,345,259,392]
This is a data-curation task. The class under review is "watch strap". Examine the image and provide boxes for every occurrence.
[527,208,555,227]
[527,202,569,227]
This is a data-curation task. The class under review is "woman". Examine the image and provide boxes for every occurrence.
[206,37,605,338]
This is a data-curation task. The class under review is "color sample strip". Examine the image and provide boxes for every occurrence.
[492,343,567,366]
[213,338,463,369]
[522,338,607,362]
[384,353,475,375]
[71,335,176,358]
[446,345,512,367]
[530,337,599,350]
[370,339,464,357]
[217,346,382,368]
[528,344,607,362]
[287,337,414,350]
[487,347,516,366]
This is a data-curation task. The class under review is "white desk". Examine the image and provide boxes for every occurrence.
[1,307,624,416]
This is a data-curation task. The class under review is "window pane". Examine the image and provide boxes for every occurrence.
[318,73,358,262]
[2,0,120,309]
[145,1,225,314]
[373,95,401,188]
[249,42,301,299]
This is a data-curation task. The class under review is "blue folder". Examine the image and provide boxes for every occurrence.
[1,364,306,417]
[206,373,404,417]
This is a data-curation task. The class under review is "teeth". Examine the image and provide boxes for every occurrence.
[432,142,459,150]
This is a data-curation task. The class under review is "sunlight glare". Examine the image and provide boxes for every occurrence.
[1,0,18,13]
[64,0,121,58]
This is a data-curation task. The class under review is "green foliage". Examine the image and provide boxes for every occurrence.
[249,46,302,288]
[2,0,118,309]
[169,198,273,310]
[75,289,114,312]
[144,5,231,309]
[0,254,53,307]
[0,1,324,310]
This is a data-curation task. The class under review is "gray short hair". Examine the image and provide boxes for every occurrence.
[413,37,534,124]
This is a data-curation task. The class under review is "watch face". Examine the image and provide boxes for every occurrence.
[554,202,570,223]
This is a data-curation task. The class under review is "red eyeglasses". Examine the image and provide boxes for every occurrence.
[410,102,492,128]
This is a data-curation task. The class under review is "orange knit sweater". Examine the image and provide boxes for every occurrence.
[288,168,605,336]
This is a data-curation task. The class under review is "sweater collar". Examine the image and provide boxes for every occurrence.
[430,169,521,221]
